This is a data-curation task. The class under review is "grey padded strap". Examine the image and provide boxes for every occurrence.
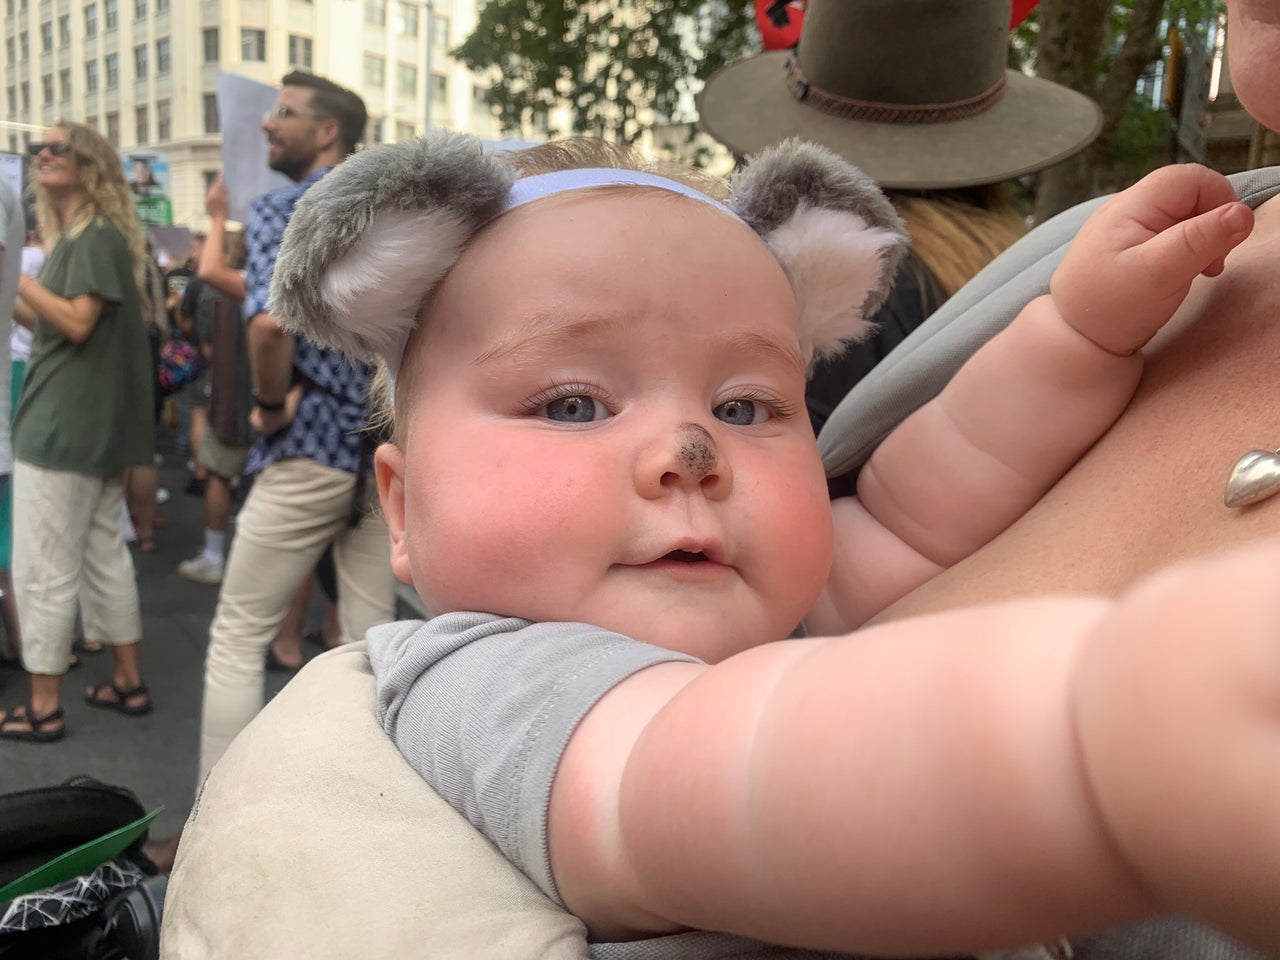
[818,166,1280,478]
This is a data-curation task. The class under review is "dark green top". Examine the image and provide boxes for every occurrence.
[14,216,154,476]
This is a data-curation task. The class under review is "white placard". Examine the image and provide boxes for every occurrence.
[0,153,23,205]
[216,71,293,223]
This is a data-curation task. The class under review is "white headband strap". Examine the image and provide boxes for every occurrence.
[495,168,738,221]
[384,167,739,397]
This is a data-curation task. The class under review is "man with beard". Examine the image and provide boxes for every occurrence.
[149,74,395,872]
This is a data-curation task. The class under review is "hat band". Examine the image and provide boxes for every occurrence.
[784,55,1007,125]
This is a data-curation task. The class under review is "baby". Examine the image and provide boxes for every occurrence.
[270,132,1276,957]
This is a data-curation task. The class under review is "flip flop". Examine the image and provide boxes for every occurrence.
[84,681,152,717]
[0,703,66,742]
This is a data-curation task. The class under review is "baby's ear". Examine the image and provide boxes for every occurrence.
[374,443,414,587]
[730,139,908,366]
[269,132,517,371]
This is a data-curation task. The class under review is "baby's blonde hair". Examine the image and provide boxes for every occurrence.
[382,138,730,447]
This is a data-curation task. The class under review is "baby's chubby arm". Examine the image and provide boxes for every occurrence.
[548,541,1280,955]
[819,165,1254,629]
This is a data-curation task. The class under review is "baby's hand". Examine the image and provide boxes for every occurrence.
[1051,164,1253,356]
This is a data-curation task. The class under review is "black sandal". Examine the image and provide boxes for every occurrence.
[0,703,66,742]
[84,681,152,717]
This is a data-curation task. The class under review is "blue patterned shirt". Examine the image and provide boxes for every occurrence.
[243,167,375,476]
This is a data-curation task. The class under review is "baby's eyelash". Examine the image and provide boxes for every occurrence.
[520,379,612,413]
[728,389,797,420]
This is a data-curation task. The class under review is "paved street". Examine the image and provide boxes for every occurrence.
[0,439,303,838]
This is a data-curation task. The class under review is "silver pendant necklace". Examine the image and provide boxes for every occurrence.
[1224,448,1280,508]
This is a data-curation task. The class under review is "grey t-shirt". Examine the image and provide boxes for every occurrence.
[367,612,864,960]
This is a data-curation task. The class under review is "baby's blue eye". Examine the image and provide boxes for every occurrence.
[714,398,766,426]
[546,395,607,422]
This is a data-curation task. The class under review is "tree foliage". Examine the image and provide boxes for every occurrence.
[455,1,756,145]
[1030,0,1225,219]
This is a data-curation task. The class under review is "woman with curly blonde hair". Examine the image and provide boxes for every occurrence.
[1,121,156,741]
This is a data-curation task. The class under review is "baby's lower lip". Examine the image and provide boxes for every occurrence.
[631,558,731,581]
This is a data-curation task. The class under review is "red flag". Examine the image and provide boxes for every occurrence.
[1010,0,1039,29]
[755,0,806,51]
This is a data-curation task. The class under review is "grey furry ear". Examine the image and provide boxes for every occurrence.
[730,139,907,365]
[270,131,517,370]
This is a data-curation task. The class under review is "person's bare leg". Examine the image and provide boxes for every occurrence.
[205,473,232,533]
[126,466,160,552]
[321,600,341,648]
[0,672,64,735]
[269,577,310,670]
[0,571,19,661]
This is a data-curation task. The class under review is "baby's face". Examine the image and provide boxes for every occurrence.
[377,190,834,662]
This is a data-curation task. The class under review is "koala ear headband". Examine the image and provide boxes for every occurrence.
[270,130,907,388]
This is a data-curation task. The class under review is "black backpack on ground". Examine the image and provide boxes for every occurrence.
[0,777,165,960]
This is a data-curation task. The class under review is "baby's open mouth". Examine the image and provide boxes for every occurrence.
[664,550,708,562]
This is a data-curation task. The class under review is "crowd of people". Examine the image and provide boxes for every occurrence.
[4,0,1280,957]
[0,70,395,759]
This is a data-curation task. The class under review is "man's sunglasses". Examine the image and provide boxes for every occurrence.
[27,141,73,157]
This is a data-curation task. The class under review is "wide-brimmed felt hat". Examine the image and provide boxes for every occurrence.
[699,0,1103,190]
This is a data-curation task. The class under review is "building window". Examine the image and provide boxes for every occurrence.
[156,0,167,12]
[3,0,10,17]
[4,39,12,63]
[104,0,118,31]
[362,52,384,87]
[240,28,265,62]
[396,61,416,98]
[58,14,71,46]
[430,72,447,104]
[134,0,145,16]
[41,20,53,53]
[366,115,383,144]
[58,68,70,99]
[85,116,99,132]
[134,43,147,78]
[394,2,417,36]
[85,60,98,93]
[105,52,119,89]
[364,0,385,27]
[135,104,148,143]
[431,13,449,50]
[202,27,218,63]
[18,31,28,60]
[203,169,218,192]
[203,92,219,134]
[472,83,489,111]
[106,110,119,146]
[42,73,54,101]
[156,36,170,74]
[157,97,170,140]
[394,120,414,141]
[6,87,15,116]
[19,81,29,111]
[288,34,312,69]
[84,4,97,38]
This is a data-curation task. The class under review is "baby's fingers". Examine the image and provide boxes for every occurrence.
[1137,201,1253,291]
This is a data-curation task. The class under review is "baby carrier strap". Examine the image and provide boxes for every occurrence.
[818,166,1280,478]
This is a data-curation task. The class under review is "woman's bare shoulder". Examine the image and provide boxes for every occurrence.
[877,205,1280,622]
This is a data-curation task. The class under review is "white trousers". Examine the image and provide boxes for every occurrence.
[13,460,142,675]
[199,456,394,779]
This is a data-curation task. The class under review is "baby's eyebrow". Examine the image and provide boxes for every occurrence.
[472,314,629,366]
[727,332,807,377]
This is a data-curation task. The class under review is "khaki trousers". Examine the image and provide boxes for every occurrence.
[12,460,142,675]
[199,456,394,779]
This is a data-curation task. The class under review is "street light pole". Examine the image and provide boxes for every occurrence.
[423,0,436,132]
